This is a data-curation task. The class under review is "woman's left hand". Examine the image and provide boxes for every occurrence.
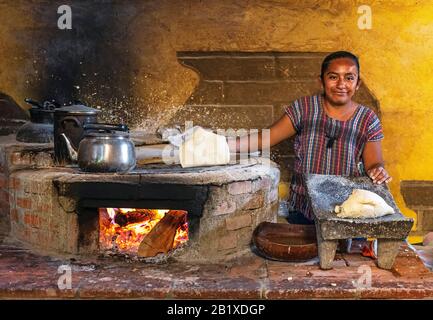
[367,166,392,184]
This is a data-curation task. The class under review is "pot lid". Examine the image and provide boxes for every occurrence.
[55,104,100,115]
[84,130,130,138]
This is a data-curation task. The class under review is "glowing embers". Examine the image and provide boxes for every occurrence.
[99,208,188,256]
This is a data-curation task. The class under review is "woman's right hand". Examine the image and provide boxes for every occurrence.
[367,166,392,185]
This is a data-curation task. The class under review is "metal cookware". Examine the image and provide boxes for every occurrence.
[53,102,100,164]
[61,123,136,173]
[16,98,59,143]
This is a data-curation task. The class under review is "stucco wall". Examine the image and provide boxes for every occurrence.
[1,0,432,240]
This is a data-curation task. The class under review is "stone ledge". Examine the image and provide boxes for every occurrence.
[401,180,433,208]
[46,158,279,187]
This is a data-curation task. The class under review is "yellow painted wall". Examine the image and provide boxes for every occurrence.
[1,1,432,241]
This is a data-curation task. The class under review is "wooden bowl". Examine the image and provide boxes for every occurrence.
[252,222,318,262]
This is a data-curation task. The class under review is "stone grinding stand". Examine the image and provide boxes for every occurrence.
[306,174,414,270]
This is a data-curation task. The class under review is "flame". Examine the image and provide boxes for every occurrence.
[107,207,116,220]
[173,221,189,248]
[99,208,188,254]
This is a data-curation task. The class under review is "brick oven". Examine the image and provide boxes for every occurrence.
[0,135,279,262]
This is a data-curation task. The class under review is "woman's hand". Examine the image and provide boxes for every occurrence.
[362,141,392,185]
[367,166,392,184]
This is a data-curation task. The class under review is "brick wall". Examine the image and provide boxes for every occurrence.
[191,175,279,261]
[0,137,75,252]
[0,139,55,238]
[8,170,79,253]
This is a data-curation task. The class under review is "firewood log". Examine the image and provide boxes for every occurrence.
[113,209,155,227]
[137,210,187,257]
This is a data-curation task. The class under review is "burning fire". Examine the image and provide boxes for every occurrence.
[99,208,188,254]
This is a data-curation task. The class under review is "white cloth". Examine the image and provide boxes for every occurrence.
[179,126,230,168]
[334,189,395,218]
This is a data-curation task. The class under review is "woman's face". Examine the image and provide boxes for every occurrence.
[321,57,360,106]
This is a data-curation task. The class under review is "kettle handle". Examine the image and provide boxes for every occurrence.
[61,116,82,129]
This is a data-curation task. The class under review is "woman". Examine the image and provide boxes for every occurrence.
[228,51,391,224]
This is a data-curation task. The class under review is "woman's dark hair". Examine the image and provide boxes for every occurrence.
[320,51,360,81]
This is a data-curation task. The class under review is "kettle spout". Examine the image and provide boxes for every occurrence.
[60,133,78,162]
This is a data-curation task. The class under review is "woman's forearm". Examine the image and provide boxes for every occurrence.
[227,131,266,153]
[238,131,261,153]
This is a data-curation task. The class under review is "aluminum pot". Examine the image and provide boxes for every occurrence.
[61,123,136,173]
[53,103,100,165]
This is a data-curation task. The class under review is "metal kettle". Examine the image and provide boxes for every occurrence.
[61,123,136,173]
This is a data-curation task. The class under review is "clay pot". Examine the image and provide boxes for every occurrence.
[252,222,318,262]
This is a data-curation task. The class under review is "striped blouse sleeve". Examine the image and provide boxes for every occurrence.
[284,99,302,132]
[367,111,384,141]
